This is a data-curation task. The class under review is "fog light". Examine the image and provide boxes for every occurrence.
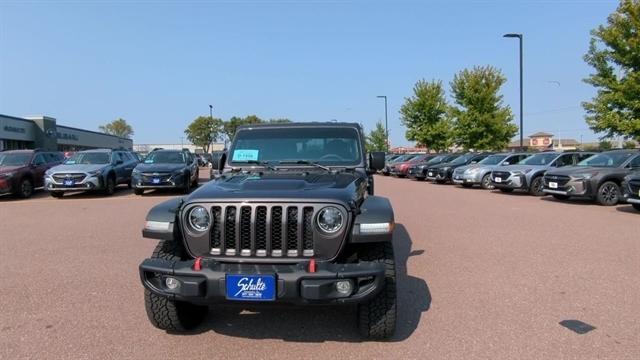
[335,280,352,295]
[165,277,180,290]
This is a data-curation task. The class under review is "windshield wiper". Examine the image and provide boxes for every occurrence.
[237,160,278,171]
[278,160,331,171]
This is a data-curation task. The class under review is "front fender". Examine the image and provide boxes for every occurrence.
[142,197,184,240]
[350,196,394,243]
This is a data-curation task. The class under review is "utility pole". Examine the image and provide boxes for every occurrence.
[376,95,389,152]
[504,33,524,150]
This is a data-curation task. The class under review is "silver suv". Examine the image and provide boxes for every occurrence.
[452,153,531,189]
[491,151,596,196]
[45,149,138,198]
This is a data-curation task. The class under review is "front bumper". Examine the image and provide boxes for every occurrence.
[542,178,591,197]
[132,173,185,189]
[45,174,102,192]
[492,173,527,189]
[452,172,482,185]
[139,257,385,305]
[622,182,640,204]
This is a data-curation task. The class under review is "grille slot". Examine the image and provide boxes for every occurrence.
[224,206,237,255]
[286,207,299,256]
[210,206,222,253]
[271,207,283,256]
[255,206,267,255]
[303,207,314,256]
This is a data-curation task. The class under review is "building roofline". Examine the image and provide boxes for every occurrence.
[56,125,132,141]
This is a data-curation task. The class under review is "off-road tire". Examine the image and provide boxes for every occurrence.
[632,204,640,211]
[144,241,208,331]
[499,188,513,193]
[104,175,116,196]
[481,174,493,190]
[528,176,545,196]
[596,181,620,206]
[553,194,570,200]
[134,188,144,196]
[50,191,64,198]
[18,178,34,198]
[357,242,397,340]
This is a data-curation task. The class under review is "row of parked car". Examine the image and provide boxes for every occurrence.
[0,147,202,199]
[382,149,640,211]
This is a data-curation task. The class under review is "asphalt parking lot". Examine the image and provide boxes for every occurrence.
[1,173,638,360]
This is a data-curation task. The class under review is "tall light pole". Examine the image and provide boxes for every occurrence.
[376,95,389,152]
[504,33,523,150]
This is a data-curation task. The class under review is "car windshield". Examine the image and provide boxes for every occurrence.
[520,153,559,165]
[479,154,507,165]
[449,154,472,165]
[0,153,31,166]
[144,151,186,164]
[426,155,447,164]
[65,152,110,165]
[577,152,636,167]
[230,127,362,166]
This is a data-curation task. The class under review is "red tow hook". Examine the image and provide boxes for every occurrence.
[193,257,202,271]
[308,259,316,273]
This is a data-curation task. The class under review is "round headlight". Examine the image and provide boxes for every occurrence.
[317,206,344,234]
[188,206,210,232]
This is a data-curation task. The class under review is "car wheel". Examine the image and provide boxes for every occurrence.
[553,194,570,200]
[104,176,116,196]
[528,176,545,196]
[50,191,64,198]
[481,174,493,189]
[144,241,208,331]
[17,178,34,198]
[134,188,144,196]
[596,181,620,206]
[357,242,396,340]
[632,204,640,212]
[499,188,513,193]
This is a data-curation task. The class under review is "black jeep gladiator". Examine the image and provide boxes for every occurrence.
[138,122,397,339]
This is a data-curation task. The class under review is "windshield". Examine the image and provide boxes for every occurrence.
[144,151,186,164]
[520,153,559,166]
[450,154,472,165]
[230,127,362,166]
[426,155,447,164]
[65,152,110,165]
[0,153,31,166]
[577,152,635,168]
[479,154,507,165]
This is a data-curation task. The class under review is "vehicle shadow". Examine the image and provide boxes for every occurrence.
[0,190,49,202]
[539,196,598,206]
[186,224,431,342]
[615,205,639,214]
[52,185,135,199]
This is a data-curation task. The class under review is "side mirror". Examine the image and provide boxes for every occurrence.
[369,152,385,171]
[211,153,227,171]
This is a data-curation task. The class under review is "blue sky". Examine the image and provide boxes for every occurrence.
[0,0,619,146]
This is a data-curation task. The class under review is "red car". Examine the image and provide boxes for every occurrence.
[0,149,64,198]
[389,154,430,178]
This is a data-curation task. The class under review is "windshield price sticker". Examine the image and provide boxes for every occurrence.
[232,149,259,162]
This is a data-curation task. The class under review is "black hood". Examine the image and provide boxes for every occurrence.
[135,163,187,173]
[186,171,366,205]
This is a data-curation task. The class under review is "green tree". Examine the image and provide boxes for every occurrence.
[583,0,640,141]
[623,140,637,149]
[599,140,613,150]
[450,66,517,150]
[366,121,388,152]
[99,118,134,138]
[268,118,292,124]
[399,79,453,152]
[222,115,264,142]
[184,116,223,153]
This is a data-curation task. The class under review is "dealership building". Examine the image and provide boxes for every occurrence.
[0,114,132,151]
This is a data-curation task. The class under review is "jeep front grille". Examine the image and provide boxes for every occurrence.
[205,204,328,258]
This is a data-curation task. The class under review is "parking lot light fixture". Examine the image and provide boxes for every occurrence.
[376,95,389,152]
[503,33,524,150]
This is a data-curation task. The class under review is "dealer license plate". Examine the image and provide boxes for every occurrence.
[226,274,276,301]
[549,182,558,189]
[494,177,502,183]
[63,179,75,186]
[152,178,160,184]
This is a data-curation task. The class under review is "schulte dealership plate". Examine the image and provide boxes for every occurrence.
[226,274,276,301]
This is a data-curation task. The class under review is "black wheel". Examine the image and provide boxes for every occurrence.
[528,176,545,196]
[50,191,64,198]
[633,204,640,212]
[144,241,208,331]
[357,242,397,340]
[461,183,473,188]
[182,173,192,194]
[134,188,144,196]
[553,194,570,200]
[596,181,620,206]
[481,174,493,190]
[499,188,513,193]
[104,175,116,196]
[17,178,34,198]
